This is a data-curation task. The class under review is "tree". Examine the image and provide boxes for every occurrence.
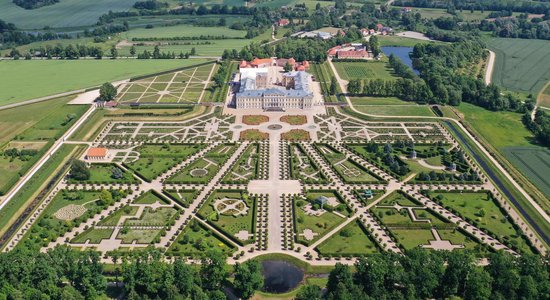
[110,45,117,58]
[296,285,322,300]
[130,45,136,57]
[200,250,227,290]
[464,267,492,300]
[173,259,195,297]
[329,76,338,95]
[99,82,117,101]
[98,189,113,206]
[233,260,264,299]
[70,250,106,299]
[369,35,380,57]
[70,159,90,180]
[284,62,293,72]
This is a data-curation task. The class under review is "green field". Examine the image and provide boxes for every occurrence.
[355,104,435,116]
[458,103,536,149]
[378,35,439,47]
[0,0,136,29]
[488,38,550,94]
[122,24,246,40]
[334,61,396,81]
[350,96,410,105]
[503,147,550,198]
[0,59,210,106]
[410,7,494,21]
[317,221,379,256]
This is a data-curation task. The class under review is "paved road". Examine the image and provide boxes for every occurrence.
[327,57,550,251]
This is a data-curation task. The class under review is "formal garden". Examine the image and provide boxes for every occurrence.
[293,190,351,246]
[289,143,327,184]
[197,190,257,246]
[123,143,205,182]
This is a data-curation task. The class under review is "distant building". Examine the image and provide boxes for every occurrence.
[297,31,335,40]
[277,19,290,27]
[86,147,107,160]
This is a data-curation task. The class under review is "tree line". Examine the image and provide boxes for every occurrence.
[297,249,549,300]
[2,246,548,299]
[12,0,59,9]
[523,109,550,146]
[392,0,550,14]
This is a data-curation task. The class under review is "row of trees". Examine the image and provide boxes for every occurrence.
[12,0,59,9]
[297,249,550,300]
[392,0,550,14]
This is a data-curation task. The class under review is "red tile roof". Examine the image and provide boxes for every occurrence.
[87,148,107,158]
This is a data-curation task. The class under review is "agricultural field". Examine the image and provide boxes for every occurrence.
[0,0,137,29]
[333,61,396,81]
[122,24,247,40]
[502,147,550,198]
[409,7,496,21]
[0,59,211,106]
[540,83,550,108]
[116,63,215,104]
[488,38,550,95]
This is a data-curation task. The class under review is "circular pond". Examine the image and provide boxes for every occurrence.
[261,260,304,293]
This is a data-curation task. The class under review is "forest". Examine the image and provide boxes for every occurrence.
[12,0,59,10]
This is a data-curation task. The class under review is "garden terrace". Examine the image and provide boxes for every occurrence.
[166,219,235,258]
[221,143,261,184]
[242,115,269,125]
[316,220,380,257]
[289,143,328,184]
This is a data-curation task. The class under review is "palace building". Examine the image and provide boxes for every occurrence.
[235,58,316,110]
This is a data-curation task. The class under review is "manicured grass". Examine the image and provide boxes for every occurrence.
[167,145,234,183]
[432,192,533,253]
[289,144,327,184]
[0,59,210,105]
[333,159,380,183]
[124,144,205,181]
[222,144,259,184]
[125,207,178,226]
[488,38,550,94]
[71,228,114,244]
[437,228,479,250]
[118,228,162,244]
[70,164,136,184]
[197,191,256,245]
[242,115,269,125]
[98,206,139,226]
[355,104,435,117]
[294,193,348,246]
[333,61,396,81]
[317,221,379,256]
[167,219,235,257]
[391,228,434,249]
[281,129,310,141]
[117,39,251,57]
[378,191,422,207]
[164,190,197,208]
[350,96,411,105]
[280,115,307,125]
[133,190,170,205]
[240,129,268,140]
[0,0,136,29]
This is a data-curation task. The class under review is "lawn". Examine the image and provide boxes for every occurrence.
[69,164,136,184]
[432,192,533,253]
[71,228,114,244]
[488,38,550,95]
[242,115,269,125]
[197,191,256,245]
[317,221,379,256]
[98,206,139,226]
[117,39,251,57]
[133,190,170,205]
[438,228,479,250]
[294,193,349,246]
[124,144,205,182]
[280,115,307,125]
[164,190,197,208]
[333,159,381,183]
[222,144,259,184]
[281,129,310,141]
[0,59,210,106]
[167,219,235,257]
[0,0,137,29]
[118,228,162,244]
[333,61,396,81]
[125,207,178,226]
[355,104,435,117]
[167,148,233,183]
[391,228,435,250]
[350,96,411,105]
[240,129,268,140]
[377,191,422,207]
